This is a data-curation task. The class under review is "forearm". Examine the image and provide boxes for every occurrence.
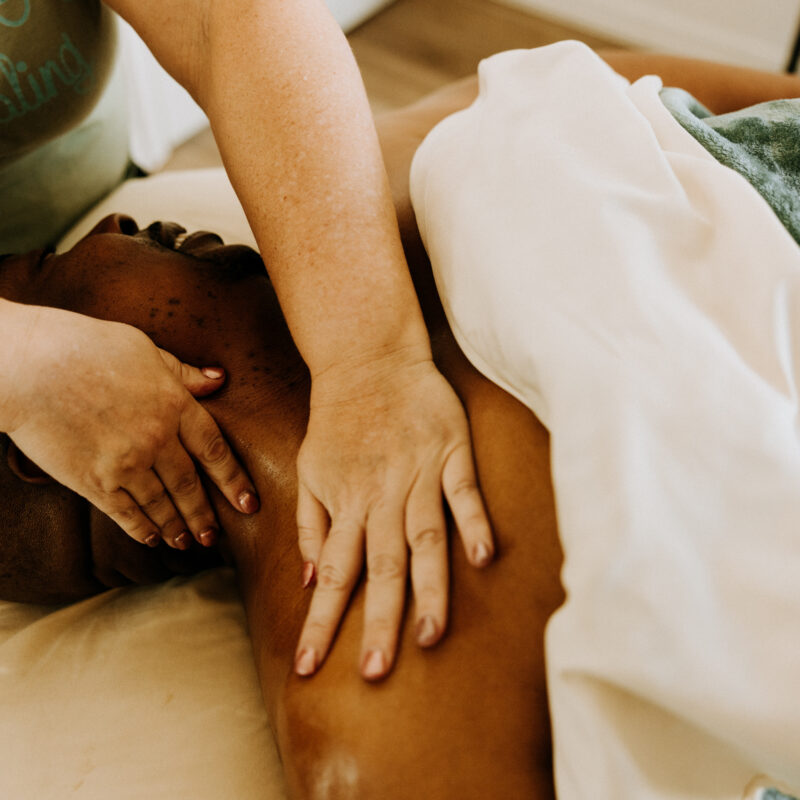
[202,0,431,379]
[108,0,430,377]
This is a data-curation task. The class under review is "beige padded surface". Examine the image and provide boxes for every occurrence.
[57,167,258,253]
[0,570,288,799]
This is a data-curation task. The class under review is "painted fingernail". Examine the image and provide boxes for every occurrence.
[144,533,160,548]
[201,366,225,380]
[361,649,386,680]
[295,647,317,676]
[238,490,259,514]
[199,527,217,547]
[472,541,492,567]
[175,531,191,550]
[415,615,439,647]
[301,561,316,589]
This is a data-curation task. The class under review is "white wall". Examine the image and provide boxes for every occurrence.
[499,0,800,70]
[326,0,395,31]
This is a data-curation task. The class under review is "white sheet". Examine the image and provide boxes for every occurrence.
[411,41,800,800]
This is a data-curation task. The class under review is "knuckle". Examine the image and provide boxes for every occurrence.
[328,521,358,541]
[303,618,332,639]
[117,515,151,540]
[150,424,172,451]
[365,617,395,638]
[115,447,141,475]
[161,380,187,412]
[414,582,441,606]
[316,563,349,591]
[114,504,139,524]
[181,503,213,524]
[201,434,229,466]
[171,378,189,402]
[367,553,405,582]
[297,525,321,548]
[450,478,479,499]
[141,490,169,514]
[407,526,445,551]
[170,470,200,496]
[221,462,244,488]
[95,474,121,496]
[115,442,158,475]
[156,514,182,532]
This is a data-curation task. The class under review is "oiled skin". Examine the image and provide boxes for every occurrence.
[0,195,563,800]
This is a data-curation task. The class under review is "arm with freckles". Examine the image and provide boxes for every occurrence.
[105,0,495,681]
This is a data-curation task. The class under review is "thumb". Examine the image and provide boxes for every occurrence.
[158,348,226,397]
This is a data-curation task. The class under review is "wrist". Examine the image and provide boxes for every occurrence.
[309,341,435,409]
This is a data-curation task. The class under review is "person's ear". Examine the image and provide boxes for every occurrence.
[86,213,139,238]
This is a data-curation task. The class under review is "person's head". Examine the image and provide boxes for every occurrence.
[0,215,310,603]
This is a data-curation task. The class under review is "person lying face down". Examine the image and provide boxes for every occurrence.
[0,209,564,798]
[5,50,800,798]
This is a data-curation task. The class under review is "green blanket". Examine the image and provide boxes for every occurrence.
[764,790,799,800]
[661,87,800,246]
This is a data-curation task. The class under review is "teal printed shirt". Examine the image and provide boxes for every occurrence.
[0,0,116,163]
[0,1,129,251]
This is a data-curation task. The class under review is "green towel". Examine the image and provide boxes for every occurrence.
[660,87,800,246]
[764,790,799,800]
[662,89,800,800]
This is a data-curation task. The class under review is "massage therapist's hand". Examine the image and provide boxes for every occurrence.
[294,355,494,681]
[0,301,258,549]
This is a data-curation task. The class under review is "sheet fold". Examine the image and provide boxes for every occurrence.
[411,41,800,800]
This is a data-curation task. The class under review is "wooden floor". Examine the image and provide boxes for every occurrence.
[350,0,620,111]
[163,0,620,170]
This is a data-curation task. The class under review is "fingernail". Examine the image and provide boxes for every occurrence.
[472,541,492,567]
[144,533,160,548]
[201,366,225,380]
[361,649,386,680]
[199,527,217,547]
[415,615,439,647]
[295,647,317,676]
[175,531,191,550]
[238,490,259,514]
[301,561,316,589]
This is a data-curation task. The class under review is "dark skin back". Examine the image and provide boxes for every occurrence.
[0,208,563,797]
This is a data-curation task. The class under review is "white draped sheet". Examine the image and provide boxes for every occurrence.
[411,41,800,800]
